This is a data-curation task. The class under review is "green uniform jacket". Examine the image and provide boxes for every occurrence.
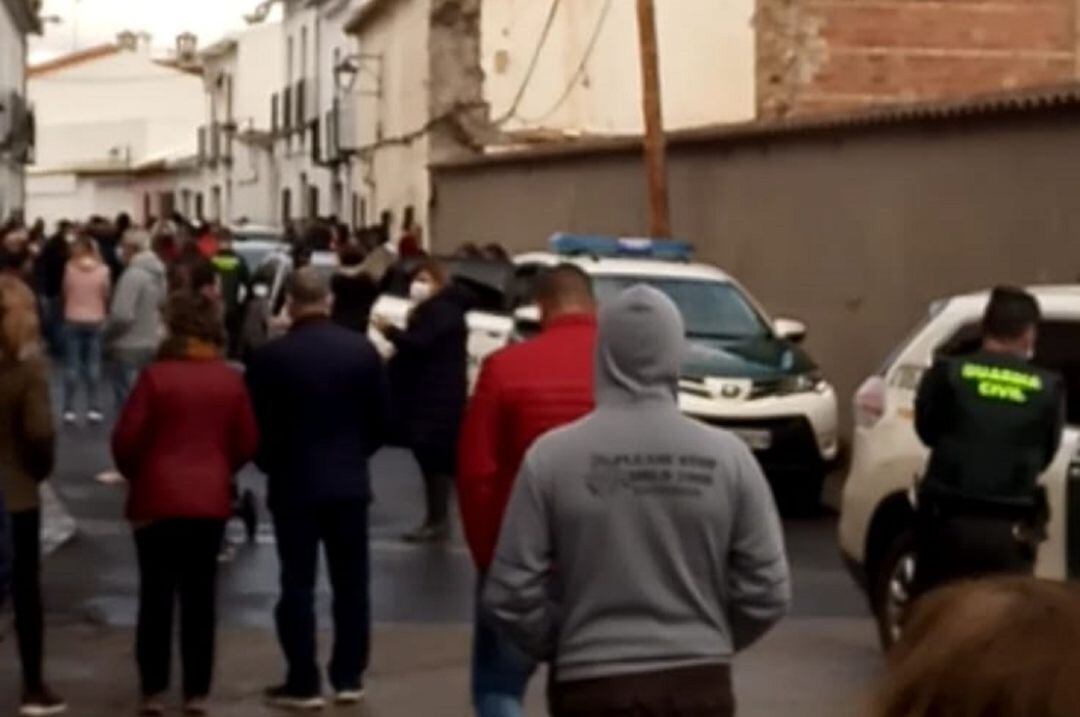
[915,350,1065,506]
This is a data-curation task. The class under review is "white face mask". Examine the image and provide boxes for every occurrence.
[409,280,434,303]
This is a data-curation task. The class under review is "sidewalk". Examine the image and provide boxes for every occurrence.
[0,623,548,717]
[0,616,879,717]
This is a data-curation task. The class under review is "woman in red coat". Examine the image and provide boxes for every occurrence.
[112,292,258,716]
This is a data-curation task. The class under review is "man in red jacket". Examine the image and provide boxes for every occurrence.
[458,264,597,717]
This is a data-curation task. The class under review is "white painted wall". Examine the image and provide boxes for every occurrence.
[348,0,432,236]
[191,22,284,226]
[29,45,205,169]
[0,1,27,220]
[27,172,135,227]
[26,42,205,222]
[482,0,755,135]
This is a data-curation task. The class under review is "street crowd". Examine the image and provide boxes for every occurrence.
[0,213,1078,717]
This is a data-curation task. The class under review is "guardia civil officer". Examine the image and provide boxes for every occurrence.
[914,286,1065,596]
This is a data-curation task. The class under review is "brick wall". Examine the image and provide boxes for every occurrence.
[757,0,1079,117]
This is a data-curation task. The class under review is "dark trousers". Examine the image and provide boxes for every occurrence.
[12,509,45,692]
[914,509,1036,598]
[272,501,370,694]
[415,450,451,527]
[549,664,735,717]
[134,519,225,699]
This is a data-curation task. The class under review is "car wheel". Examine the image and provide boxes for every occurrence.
[872,529,917,650]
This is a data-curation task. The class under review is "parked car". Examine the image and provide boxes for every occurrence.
[368,234,839,506]
[367,257,519,379]
[838,286,1080,648]
[234,239,287,274]
[229,224,284,243]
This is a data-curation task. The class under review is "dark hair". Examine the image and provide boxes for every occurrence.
[188,258,218,295]
[455,242,482,259]
[482,243,510,262]
[412,257,448,288]
[534,263,594,305]
[983,286,1041,341]
[162,292,225,348]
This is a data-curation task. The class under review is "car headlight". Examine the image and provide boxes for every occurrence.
[776,371,828,396]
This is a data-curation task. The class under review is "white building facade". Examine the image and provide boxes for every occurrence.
[0,0,39,222]
[26,32,205,226]
[175,21,284,226]
[268,0,365,228]
[343,0,756,243]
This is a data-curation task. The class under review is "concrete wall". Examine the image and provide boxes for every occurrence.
[0,0,26,220]
[431,110,1080,425]
[757,0,1079,118]
[484,0,755,133]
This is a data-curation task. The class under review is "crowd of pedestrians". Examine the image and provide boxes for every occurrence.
[1,210,1078,717]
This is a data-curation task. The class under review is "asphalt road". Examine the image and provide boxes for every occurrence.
[22,416,883,715]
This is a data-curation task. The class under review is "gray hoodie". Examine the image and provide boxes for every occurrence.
[106,250,166,354]
[483,285,791,681]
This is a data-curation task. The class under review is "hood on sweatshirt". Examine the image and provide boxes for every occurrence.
[595,284,685,406]
[130,250,165,278]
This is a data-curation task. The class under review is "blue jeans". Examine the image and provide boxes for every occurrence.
[111,348,155,413]
[62,322,104,414]
[473,583,537,717]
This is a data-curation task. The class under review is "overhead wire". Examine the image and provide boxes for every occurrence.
[493,0,563,126]
[514,0,615,126]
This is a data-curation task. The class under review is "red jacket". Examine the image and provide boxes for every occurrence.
[457,313,597,569]
[113,355,258,522]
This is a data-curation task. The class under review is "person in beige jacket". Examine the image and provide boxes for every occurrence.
[0,274,67,716]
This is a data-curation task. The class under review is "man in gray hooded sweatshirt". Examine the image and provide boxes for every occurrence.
[483,285,790,716]
[105,229,166,410]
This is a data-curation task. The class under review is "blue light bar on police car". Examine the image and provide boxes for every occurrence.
[549,233,694,260]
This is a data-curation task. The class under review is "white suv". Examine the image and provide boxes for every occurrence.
[839,286,1080,646]
[371,236,840,506]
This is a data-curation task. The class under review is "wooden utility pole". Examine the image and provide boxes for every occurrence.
[635,0,671,238]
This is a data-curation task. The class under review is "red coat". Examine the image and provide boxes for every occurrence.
[113,357,258,522]
[457,313,597,570]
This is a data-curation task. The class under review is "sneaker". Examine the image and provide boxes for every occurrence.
[183,697,209,715]
[62,412,77,426]
[19,688,67,717]
[87,410,104,425]
[334,688,365,705]
[137,696,166,716]
[402,522,449,544]
[95,470,125,486]
[264,685,325,711]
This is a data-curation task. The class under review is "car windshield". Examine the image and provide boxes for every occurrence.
[592,276,770,339]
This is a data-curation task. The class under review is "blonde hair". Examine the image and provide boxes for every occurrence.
[873,577,1080,717]
[0,275,42,361]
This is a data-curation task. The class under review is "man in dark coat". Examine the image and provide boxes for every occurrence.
[246,268,390,709]
[375,259,469,543]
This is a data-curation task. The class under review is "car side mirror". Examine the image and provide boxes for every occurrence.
[774,317,807,343]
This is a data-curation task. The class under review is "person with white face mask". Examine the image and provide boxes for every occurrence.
[375,259,469,543]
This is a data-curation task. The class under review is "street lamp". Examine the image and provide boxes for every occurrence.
[333,53,383,96]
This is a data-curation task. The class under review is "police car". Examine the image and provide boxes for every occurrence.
[370,234,840,505]
[838,286,1080,647]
